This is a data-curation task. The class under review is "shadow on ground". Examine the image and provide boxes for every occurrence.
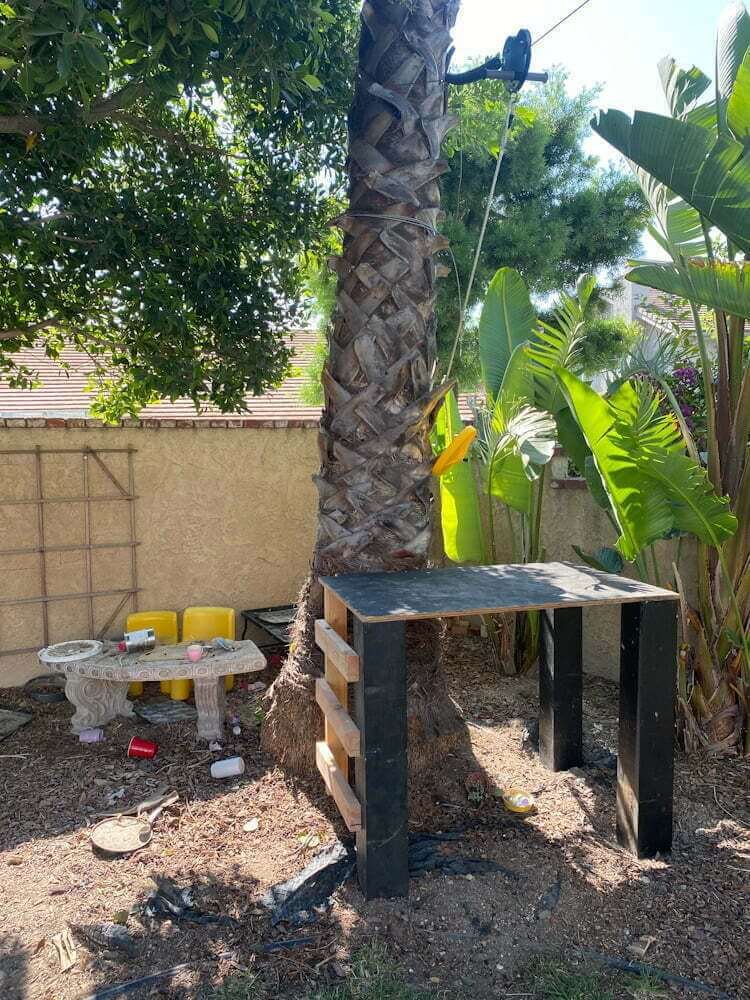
[1,633,748,999]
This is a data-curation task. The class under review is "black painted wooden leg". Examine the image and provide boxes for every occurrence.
[352,618,409,900]
[539,606,583,771]
[617,600,677,858]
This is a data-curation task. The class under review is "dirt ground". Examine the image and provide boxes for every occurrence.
[1,634,748,1000]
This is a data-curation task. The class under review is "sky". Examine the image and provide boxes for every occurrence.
[451,0,729,163]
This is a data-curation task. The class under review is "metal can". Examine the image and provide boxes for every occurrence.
[118,627,156,653]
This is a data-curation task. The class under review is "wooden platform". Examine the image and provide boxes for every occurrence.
[319,561,678,622]
[315,562,679,900]
[314,591,364,835]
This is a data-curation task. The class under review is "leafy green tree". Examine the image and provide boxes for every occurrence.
[439,72,648,385]
[578,315,641,375]
[0,0,357,417]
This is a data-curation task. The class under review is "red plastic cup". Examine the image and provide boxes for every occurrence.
[127,736,158,759]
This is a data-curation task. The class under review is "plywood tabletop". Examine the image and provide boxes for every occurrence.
[320,562,679,623]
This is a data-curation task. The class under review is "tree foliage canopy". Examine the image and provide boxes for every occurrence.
[440,72,648,385]
[0,0,356,418]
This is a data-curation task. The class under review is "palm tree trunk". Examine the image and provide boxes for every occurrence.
[263,0,464,776]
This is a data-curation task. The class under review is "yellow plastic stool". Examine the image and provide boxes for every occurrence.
[182,606,236,693]
[125,611,179,697]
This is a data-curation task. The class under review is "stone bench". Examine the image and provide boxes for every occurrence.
[40,640,266,741]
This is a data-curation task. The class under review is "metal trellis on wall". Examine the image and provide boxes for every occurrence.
[0,446,140,657]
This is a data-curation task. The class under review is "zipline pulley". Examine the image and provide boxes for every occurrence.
[446,29,548,91]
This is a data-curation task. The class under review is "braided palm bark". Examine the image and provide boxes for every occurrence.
[263,0,463,774]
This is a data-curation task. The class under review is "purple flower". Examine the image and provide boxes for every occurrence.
[673,366,699,387]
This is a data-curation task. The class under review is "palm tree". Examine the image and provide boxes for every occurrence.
[262,0,465,774]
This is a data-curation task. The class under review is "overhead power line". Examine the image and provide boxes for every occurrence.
[533,0,595,47]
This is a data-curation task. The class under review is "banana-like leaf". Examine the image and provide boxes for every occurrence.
[557,368,737,560]
[439,463,484,564]
[728,48,750,143]
[499,342,535,406]
[647,450,738,545]
[479,267,537,398]
[486,403,556,515]
[627,259,750,319]
[431,387,463,453]
[572,545,624,575]
[592,109,750,252]
[554,405,591,477]
[717,0,750,131]
[583,455,611,512]
[633,165,708,258]
[433,391,484,564]
[504,404,557,472]
[488,451,532,514]
[556,371,673,560]
[685,101,719,131]
[658,57,712,118]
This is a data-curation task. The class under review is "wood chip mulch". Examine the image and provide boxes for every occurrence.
[1,636,748,999]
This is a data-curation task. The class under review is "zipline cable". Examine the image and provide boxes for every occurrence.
[445,91,519,381]
[533,0,595,47]
[443,2,596,380]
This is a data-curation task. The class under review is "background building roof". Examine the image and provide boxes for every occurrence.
[0,329,474,427]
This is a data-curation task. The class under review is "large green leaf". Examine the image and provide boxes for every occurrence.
[556,371,674,560]
[717,0,750,131]
[433,391,484,564]
[557,369,737,560]
[478,267,537,398]
[554,405,590,476]
[499,342,535,405]
[439,464,484,564]
[658,57,712,118]
[633,165,708,258]
[728,48,750,143]
[499,404,556,473]
[432,389,461,453]
[648,450,738,545]
[627,259,750,319]
[482,400,556,516]
[592,109,750,251]
[572,545,625,575]
[488,452,532,514]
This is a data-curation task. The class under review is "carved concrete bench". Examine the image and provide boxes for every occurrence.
[39,640,266,741]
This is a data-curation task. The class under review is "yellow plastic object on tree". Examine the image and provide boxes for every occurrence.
[431,392,484,564]
[432,426,477,476]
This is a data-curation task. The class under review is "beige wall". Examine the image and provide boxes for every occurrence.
[0,425,695,687]
[0,425,319,686]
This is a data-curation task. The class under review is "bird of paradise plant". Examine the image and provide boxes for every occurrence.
[432,260,737,683]
[591,0,750,753]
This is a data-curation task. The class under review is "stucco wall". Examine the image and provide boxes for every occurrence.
[0,424,695,687]
[0,425,319,686]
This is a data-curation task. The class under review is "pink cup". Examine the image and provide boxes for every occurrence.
[186,644,203,663]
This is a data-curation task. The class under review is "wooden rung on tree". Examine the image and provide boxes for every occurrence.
[315,741,362,832]
[315,678,361,757]
[314,619,360,681]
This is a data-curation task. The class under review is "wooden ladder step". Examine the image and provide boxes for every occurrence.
[316,678,360,757]
[315,619,360,681]
[315,741,362,832]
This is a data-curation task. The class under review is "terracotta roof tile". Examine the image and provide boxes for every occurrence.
[0,329,474,426]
